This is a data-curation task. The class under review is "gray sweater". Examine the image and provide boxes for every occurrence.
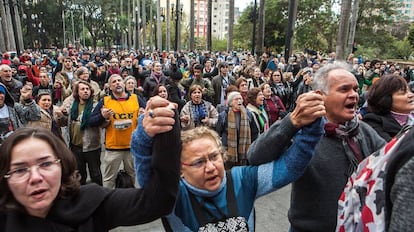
[388,156,414,231]
[289,121,385,232]
[249,120,386,232]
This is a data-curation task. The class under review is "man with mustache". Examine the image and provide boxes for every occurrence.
[89,74,143,188]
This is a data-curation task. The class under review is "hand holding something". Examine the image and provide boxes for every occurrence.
[290,91,326,128]
[143,96,177,137]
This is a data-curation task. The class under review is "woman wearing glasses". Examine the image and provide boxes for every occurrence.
[0,97,181,231]
[133,93,326,231]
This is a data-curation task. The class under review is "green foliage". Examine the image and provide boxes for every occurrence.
[294,0,338,53]
[354,45,380,60]
[233,5,255,51]
[390,38,413,60]
[408,23,414,49]
[23,0,411,58]
[232,0,406,60]
[212,38,228,51]
[355,0,400,50]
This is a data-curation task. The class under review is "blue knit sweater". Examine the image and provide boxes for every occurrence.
[131,115,324,231]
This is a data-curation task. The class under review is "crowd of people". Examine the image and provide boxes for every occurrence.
[1,46,414,231]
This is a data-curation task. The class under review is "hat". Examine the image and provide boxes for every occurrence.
[0,85,6,95]
[226,91,241,107]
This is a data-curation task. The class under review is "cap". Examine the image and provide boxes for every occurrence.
[0,85,6,94]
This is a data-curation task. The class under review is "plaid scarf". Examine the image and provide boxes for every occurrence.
[227,107,251,163]
[324,116,371,176]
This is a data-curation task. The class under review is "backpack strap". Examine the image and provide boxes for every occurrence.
[384,125,413,230]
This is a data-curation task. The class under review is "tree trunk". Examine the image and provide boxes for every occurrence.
[336,0,352,60]
[11,0,23,53]
[149,2,153,50]
[157,0,162,50]
[207,0,212,51]
[227,0,234,52]
[142,0,146,49]
[127,0,132,49]
[189,0,195,51]
[347,0,360,56]
[0,16,5,51]
[166,0,170,51]
[284,0,298,63]
[1,0,16,51]
[136,0,141,50]
[251,0,257,55]
[256,0,265,56]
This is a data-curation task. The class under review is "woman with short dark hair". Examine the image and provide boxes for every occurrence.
[363,74,414,141]
[246,87,269,141]
[180,84,218,130]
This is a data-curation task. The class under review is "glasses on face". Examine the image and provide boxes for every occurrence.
[181,151,222,169]
[4,159,61,183]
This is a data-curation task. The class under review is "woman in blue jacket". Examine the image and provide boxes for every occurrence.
[132,93,326,231]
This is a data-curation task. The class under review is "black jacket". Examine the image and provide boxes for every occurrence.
[0,116,181,231]
[363,112,403,142]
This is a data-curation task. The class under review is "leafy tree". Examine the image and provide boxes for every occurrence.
[390,38,412,59]
[354,0,399,51]
[233,5,256,51]
[408,23,414,49]
[294,0,338,53]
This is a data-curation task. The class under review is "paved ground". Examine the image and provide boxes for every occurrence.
[110,185,291,232]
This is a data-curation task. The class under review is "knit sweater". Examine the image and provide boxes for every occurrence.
[388,151,414,231]
[249,119,386,232]
[292,121,385,231]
